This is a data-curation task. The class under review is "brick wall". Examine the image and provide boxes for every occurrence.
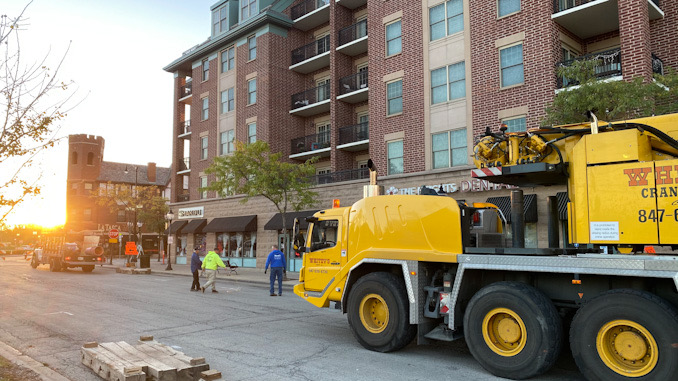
[618,0,652,81]
[650,0,678,71]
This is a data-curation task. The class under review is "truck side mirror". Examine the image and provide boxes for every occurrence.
[292,218,305,257]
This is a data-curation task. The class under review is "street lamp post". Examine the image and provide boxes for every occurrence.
[124,165,141,259]
[165,210,174,270]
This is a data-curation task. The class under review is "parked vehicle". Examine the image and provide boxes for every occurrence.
[31,236,104,272]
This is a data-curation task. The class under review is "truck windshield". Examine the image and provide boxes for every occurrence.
[309,220,338,252]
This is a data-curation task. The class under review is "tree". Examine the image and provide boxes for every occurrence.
[0,2,77,227]
[203,141,318,258]
[543,60,678,126]
[92,183,168,257]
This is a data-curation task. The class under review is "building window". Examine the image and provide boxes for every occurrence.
[431,61,466,104]
[220,130,235,155]
[202,59,209,81]
[84,182,93,192]
[212,5,228,35]
[71,152,78,165]
[430,0,463,41]
[247,122,256,144]
[248,35,257,60]
[498,0,521,17]
[241,0,257,21]
[385,20,402,56]
[200,97,209,120]
[216,232,256,258]
[432,129,467,169]
[221,46,235,73]
[221,88,234,113]
[503,116,526,132]
[117,209,126,222]
[247,78,256,105]
[84,208,92,221]
[500,44,524,87]
[387,140,404,175]
[387,80,403,115]
[200,176,208,199]
[201,136,208,160]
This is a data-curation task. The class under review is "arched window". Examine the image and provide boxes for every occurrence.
[71,151,78,165]
[87,152,94,165]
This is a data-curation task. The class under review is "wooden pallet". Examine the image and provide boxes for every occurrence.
[116,267,152,274]
[81,337,212,381]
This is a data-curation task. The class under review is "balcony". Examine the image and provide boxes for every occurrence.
[177,193,190,202]
[337,122,369,151]
[335,0,367,10]
[337,71,368,103]
[552,0,663,39]
[178,120,191,138]
[291,0,330,31]
[556,48,622,88]
[179,81,192,103]
[290,83,331,117]
[177,157,191,174]
[312,168,369,185]
[290,36,331,74]
[290,131,331,159]
[337,19,368,56]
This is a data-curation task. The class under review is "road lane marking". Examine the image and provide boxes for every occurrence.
[46,311,74,316]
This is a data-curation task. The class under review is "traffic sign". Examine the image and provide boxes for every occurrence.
[109,229,119,239]
[125,242,138,255]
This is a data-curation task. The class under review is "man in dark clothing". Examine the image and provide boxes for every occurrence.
[190,247,202,291]
[264,244,286,296]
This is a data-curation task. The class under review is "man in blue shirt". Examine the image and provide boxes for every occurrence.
[190,247,202,291]
[265,245,286,296]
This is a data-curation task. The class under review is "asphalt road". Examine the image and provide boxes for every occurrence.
[0,256,585,381]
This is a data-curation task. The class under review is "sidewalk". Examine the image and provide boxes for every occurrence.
[100,256,299,289]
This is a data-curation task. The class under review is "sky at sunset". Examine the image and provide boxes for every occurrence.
[4,0,215,228]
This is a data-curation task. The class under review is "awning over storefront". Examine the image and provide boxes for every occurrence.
[166,220,188,234]
[204,215,257,233]
[486,194,537,223]
[264,210,319,231]
[182,219,207,234]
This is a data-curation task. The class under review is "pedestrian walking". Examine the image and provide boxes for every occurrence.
[190,247,202,291]
[264,245,286,296]
[201,248,226,293]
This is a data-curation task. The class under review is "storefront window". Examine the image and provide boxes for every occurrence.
[178,234,188,256]
[216,232,257,258]
[194,233,206,255]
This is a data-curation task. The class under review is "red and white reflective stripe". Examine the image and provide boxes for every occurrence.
[439,292,450,314]
[471,167,502,178]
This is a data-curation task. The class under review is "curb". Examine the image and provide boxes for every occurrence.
[0,340,71,381]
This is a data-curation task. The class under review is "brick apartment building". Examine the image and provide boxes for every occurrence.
[163,0,676,269]
[66,134,171,254]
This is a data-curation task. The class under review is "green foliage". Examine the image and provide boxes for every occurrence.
[652,67,678,115]
[92,183,168,235]
[204,141,318,232]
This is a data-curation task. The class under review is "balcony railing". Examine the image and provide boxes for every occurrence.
[291,0,330,20]
[338,19,367,47]
[338,122,369,145]
[311,168,369,185]
[339,71,368,95]
[178,157,190,172]
[291,83,331,110]
[177,193,189,202]
[179,81,192,98]
[554,0,659,13]
[556,48,622,88]
[291,35,330,66]
[179,120,191,135]
[291,131,331,154]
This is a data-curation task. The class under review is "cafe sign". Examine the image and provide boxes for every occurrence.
[385,179,517,196]
[178,206,204,219]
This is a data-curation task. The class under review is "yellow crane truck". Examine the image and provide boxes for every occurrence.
[293,112,678,380]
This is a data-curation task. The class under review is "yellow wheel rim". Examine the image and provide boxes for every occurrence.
[596,319,658,377]
[359,293,389,334]
[482,307,527,357]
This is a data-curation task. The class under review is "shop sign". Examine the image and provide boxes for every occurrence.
[385,179,517,196]
[178,206,204,219]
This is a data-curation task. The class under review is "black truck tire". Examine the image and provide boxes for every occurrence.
[30,255,38,269]
[347,272,416,353]
[570,289,678,381]
[463,281,562,380]
[49,258,57,272]
[82,265,94,273]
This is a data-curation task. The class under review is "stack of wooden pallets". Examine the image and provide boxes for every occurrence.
[81,336,220,380]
